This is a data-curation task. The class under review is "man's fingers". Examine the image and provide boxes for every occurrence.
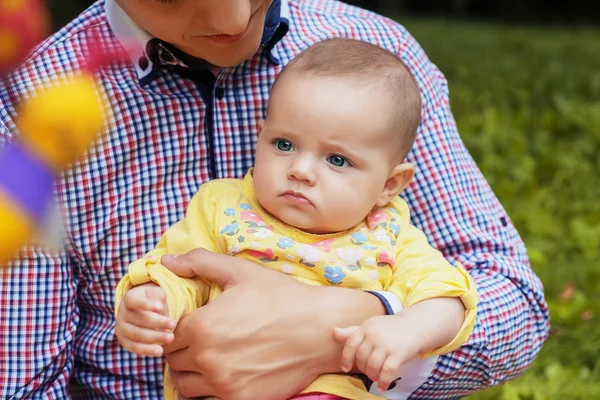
[161,335,187,355]
[169,368,217,399]
[161,248,243,288]
[377,355,403,392]
[340,326,365,372]
[164,343,196,372]
[162,308,199,354]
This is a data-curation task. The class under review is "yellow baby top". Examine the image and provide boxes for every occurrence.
[115,171,478,400]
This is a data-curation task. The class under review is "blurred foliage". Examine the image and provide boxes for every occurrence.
[401,18,600,399]
[347,1,600,23]
[48,0,600,32]
[401,0,600,23]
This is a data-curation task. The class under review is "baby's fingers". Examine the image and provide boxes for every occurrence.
[122,285,167,314]
[124,308,175,331]
[116,319,174,348]
[376,355,403,392]
[118,334,165,357]
[354,338,374,374]
[340,327,365,373]
[365,348,387,383]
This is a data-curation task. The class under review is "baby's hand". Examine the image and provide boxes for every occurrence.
[334,315,422,392]
[115,283,176,357]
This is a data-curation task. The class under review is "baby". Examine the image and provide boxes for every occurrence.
[115,38,478,400]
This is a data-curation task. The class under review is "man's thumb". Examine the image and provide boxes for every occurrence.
[161,248,238,288]
[333,326,359,341]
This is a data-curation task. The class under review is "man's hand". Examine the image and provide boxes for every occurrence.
[115,283,175,357]
[160,248,386,400]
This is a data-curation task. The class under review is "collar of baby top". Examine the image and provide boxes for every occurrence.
[214,172,405,290]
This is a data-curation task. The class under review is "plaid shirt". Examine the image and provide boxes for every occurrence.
[0,0,549,398]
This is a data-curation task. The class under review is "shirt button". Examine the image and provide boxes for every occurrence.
[215,85,225,99]
[161,51,174,63]
[138,55,149,70]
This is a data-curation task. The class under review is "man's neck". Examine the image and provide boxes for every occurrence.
[209,65,224,76]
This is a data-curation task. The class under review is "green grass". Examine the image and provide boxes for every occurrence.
[397,17,600,399]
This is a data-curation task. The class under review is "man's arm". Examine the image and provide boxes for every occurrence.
[0,102,77,397]
[161,248,387,400]
[394,28,550,397]
[0,247,77,398]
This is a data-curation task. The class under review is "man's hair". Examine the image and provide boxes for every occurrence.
[272,38,422,161]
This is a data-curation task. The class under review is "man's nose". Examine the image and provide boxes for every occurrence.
[203,0,253,36]
[287,154,317,185]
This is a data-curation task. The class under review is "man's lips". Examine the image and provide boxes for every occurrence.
[203,7,258,45]
[282,191,313,206]
[205,28,248,45]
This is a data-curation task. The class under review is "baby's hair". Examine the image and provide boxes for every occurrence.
[272,38,422,161]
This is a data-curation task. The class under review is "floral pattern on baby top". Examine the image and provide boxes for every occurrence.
[217,201,404,291]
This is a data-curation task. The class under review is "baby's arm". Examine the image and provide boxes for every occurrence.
[335,199,478,390]
[115,282,175,357]
[115,249,207,325]
[114,183,223,354]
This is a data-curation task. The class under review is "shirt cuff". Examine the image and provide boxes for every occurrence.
[365,290,404,315]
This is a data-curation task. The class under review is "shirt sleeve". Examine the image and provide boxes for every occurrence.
[393,27,550,397]
[387,199,478,358]
[0,104,78,398]
[0,248,77,398]
[114,183,221,322]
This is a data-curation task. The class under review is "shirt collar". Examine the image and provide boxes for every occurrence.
[105,0,289,84]
[105,0,155,82]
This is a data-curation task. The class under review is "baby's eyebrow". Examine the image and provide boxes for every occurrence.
[325,142,361,161]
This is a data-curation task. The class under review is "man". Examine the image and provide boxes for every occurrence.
[0,0,549,399]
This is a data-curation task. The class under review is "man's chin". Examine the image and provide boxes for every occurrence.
[184,41,261,68]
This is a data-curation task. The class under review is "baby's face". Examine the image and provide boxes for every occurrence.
[253,75,400,234]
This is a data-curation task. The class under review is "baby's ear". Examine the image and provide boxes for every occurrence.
[376,163,414,207]
[257,119,265,136]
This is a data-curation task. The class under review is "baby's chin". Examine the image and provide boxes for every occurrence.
[270,209,327,234]
[297,221,359,235]
[262,200,351,235]
[283,217,341,235]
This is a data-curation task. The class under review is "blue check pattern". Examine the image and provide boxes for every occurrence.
[0,0,549,398]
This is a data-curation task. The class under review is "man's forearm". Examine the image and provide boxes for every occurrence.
[470,268,549,381]
[410,266,549,398]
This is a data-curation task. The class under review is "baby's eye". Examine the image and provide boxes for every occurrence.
[327,155,350,168]
[274,139,294,152]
